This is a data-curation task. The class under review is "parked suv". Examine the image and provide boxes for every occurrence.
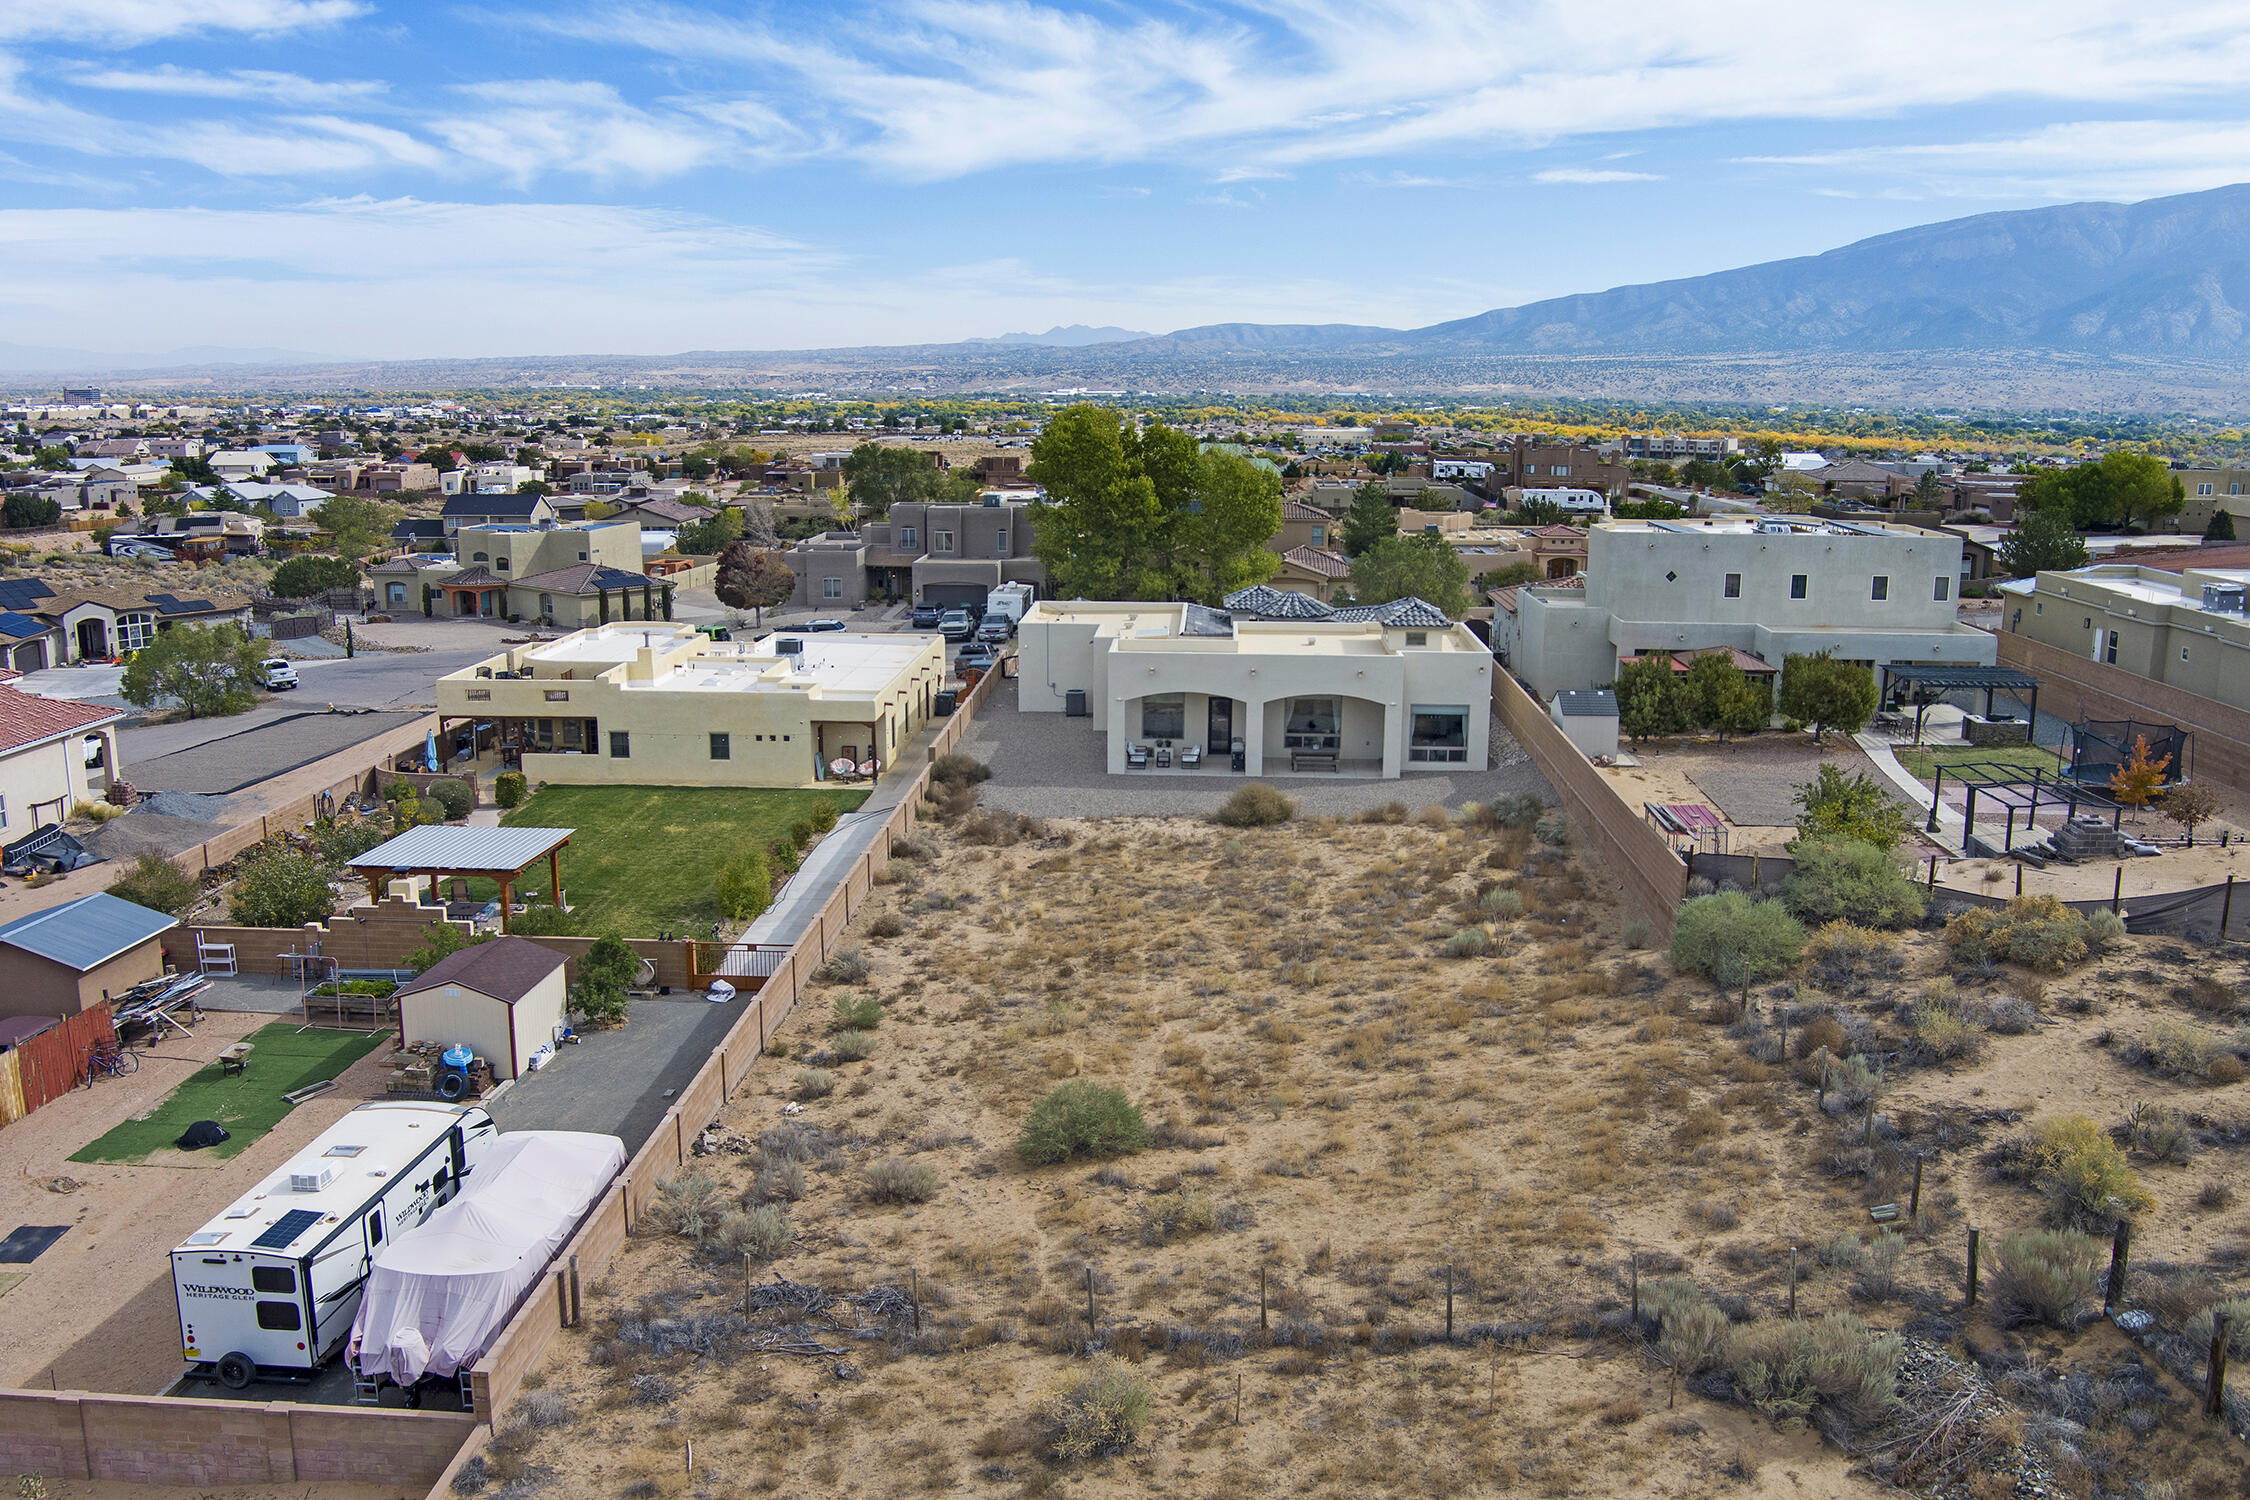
[974,615,1013,645]
[938,609,976,642]
[260,658,299,690]
[910,602,944,629]
[954,641,997,673]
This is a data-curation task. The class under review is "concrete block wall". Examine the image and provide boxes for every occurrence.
[1997,630,2250,795]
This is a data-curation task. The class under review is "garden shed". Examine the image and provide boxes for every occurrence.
[392,936,567,1082]
[0,891,176,1020]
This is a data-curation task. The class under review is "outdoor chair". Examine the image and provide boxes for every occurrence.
[1180,745,1202,767]
[1126,743,1150,769]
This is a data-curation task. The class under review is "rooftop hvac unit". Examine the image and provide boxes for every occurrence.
[774,637,803,655]
[2200,583,2247,614]
[290,1165,340,1193]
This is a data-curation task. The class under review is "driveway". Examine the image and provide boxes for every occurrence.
[487,992,742,1148]
[125,710,426,795]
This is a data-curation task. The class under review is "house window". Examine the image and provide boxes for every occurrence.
[1934,576,1950,601]
[994,529,1007,551]
[2182,647,2191,661]
[1283,696,1340,751]
[494,557,508,569]
[1871,575,1889,601]
[899,526,918,548]
[117,612,155,651]
[472,552,489,563]
[1311,526,1326,546]
[822,577,843,598]
[544,689,570,702]
[1723,573,1741,598]
[611,731,630,757]
[387,583,408,604]
[1409,705,1468,763]
[2104,630,2119,664]
[1140,693,1185,740]
[934,530,955,552]
[1405,631,1428,646]
[710,732,730,759]
[1790,575,1808,599]
[2198,483,2214,495]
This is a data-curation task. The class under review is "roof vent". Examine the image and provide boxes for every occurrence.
[2201,582,2247,614]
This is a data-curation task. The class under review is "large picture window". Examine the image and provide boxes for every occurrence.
[117,612,156,652]
[1139,693,1185,740]
[1284,697,1339,751]
[1409,705,1469,763]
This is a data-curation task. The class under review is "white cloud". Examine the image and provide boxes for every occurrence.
[0,0,366,43]
[429,81,751,184]
[65,65,388,104]
[1533,168,1663,184]
[1740,120,2250,199]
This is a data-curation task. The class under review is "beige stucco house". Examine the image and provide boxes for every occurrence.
[0,683,123,835]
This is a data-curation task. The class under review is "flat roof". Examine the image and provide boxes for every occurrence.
[1602,516,1932,539]
[347,824,573,876]
[633,634,932,696]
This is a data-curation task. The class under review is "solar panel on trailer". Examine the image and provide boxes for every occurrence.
[250,1208,324,1250]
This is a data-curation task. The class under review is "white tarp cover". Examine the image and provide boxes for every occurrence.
[348,1129,624,1383]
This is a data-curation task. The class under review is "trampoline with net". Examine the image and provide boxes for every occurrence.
[2067,718,2190,788]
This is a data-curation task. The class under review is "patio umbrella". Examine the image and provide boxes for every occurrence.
[425,730,439,771]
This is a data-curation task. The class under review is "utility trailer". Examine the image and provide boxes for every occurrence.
[171,1100,497,1388]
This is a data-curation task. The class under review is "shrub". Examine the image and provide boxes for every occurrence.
[831,993,883,1031]
[809,798,841,833]
[108,850,200,916]
[1039,1356,1152,1461]
[867,912,905,938]
[494,771,527,809]
[769,839,800,877]
[829,1028,877,1062]
[1017,1081,1149,1166]
[889,831,935,860]
[2011,1114,2155,1225]
[1791,761,1908,847]
[1139,1187,1231,1243]
[2084,908,2127,952]
[1822,1054,1883,1108]
[1991,1229,2104,1329]
[1945,895,2095,972]
[71,798,120,823]
[1443,926,1492,958]
[931,753,992,787]
[2184,1296,2250,1359]
[1621,919,1651,949]
[425,780,474,820]
[789,818,814,849]
[230,842,337,928]
[314,818,391,865]
[1724,1312,1901,1429]
[1906,994,1984,1064]
[1671,892,1804,997]
[1480,887,1524,920]
[1855,1230,1906,1300]
[1533,812,1569,846]
[645,1173,724,1241]
[2141,1018,2230,1081]
[1796,1013,1849,1060]
[1214,783,1294,828]
[1781,839,1927,928]
[794,1069,836,1100]
[709,1203,791,1261]
[714,847,772,923]
[508,903,582,937]
[1803,921,1902,995]
[863,1158,940,1204]
[818,946,870,983]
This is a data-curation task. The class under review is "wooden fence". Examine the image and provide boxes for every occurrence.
[0,1004,114,1124]
[1489,667,1689,941]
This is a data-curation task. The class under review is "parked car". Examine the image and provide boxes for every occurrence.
[804,618,848,632]
[260,658,299,690]
[938,609,975,642]
[910,603,944,629]
[974,615,1013,645]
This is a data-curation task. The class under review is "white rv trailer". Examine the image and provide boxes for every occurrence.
[171,1100,497,1388]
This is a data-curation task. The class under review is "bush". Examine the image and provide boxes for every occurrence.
[1724,1312,1901,1429]
[793,1069,835,1100]
[709,1203,791,1262]
[1906,992,1984,1063]
[863,1158,940,1204]
[230,842,337,928]
[1671,892,1804,997]
[1214,783,1294,828]
[789,818,814,849]
[425,780,473,820]
[494,771,527,809]
[1855,1229,1906,1300]
[70,798,120,823]
[2141,1018,2230,1080]
[1138,1186,1225,1243]
[1443,926,1492,958]
[829,1028,877,1062]
[2084,907,2127,952]
[108,850,200,915]
[1781,839,1926,929]
[2011,1114,2155,1225]
[404,923,493,974]
[1991,1229,2104,1329]
[889,832,935,860]
[508,904,582,937]
[1621,919,1650,949]
[313,818,391,865]
[817,946,870,983]
[2184,1296,2250,1359]
[1480,886,1524,919]
[809,798,841,833]
[1017,1081,1149,1166]
[831,993,883,1031]
[769,838,800,877]
[1803,921,1902,995]
[645,1173,724,1241]
[714,846,772,923]
[1533,812,1568,846]
[1945,895,2095,972]
[1039,1356,1152,1461]
[931,753,992,787]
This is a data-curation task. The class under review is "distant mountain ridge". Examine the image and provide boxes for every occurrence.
[979,325,1153,346]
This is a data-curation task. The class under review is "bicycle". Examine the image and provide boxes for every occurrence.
[83,1040,139,1084]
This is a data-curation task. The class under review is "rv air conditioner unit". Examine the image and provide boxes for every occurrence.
[291,1165,340,1193]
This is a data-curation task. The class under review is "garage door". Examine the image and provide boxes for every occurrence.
[11,639,47,673]
[920,584,988,609]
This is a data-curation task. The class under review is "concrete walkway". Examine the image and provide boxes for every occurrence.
[1851,732,1970,854]
[742,714,933,948]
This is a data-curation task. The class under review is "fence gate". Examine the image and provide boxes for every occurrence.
[687,943,793,989]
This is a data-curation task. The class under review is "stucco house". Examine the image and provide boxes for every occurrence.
[0,682,124,835]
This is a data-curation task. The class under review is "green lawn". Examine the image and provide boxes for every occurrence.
[1892,743,2066,783]
[501,784,869,937]
[72,1023,390,1164]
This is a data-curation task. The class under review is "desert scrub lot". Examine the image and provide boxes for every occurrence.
[506,811,2250,1500]
[500,784,866,935]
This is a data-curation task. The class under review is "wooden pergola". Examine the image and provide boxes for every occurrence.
[347,824,575,935]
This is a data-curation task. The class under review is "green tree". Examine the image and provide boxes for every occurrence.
[1781,837,1928,927]
[107,850,201,915]
[1613,655,1691,743]
[715,540,792,623]
[269,554,359,598]
[714,846,772,922]
[2,492,60,530]
[32,445,73,469]
[517,479,552,496]
[1670,892,1804,1001]
[2207,508,2238,541]
[574,934,638,1026]
[1347,532,1469,616]
[119,623,262,719]
[1340,480,1396,556]
[841,443,939,517]
[676,506,745,555]
[313,492,397,560]
[420,447,457,474]
[230,841,336,928]
[1684,652,1770,737]
[1792,762,1912,849]
[1778,652,1877,742]
[1479,559,1540,589]
[2101,452,2184,532]
[1165,448,1282,603]
[168,453,220,485]
[1997,507,2090,578]
[1911,469,1944,507]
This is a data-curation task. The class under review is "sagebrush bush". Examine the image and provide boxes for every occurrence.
[818,946,870,983]
[708,1203,792,1261]
[1804,921,1903,995]
[831,993,883,1031]
[1480,886,1524,920]
[1214,783,1294,828]
[1725,1312,1901,1429]
[863,1157,940,1203]
[1621,919,1651,949]
[1138,1186,1223,1243]
[645,1174,724,1241]
[1671,892,1804,995]
[1945,895,2095,971]
[1443,926,1492,958]
[1533,812,1569,846]
[867,912,905,938]
[1781,838,1927,929]
[794,1069,836,1100]
[1017,1081,1148,1165]
[931,753,992,787]
[2007,1114,2155,1225]
[890,832,936,860]
[2141,1018,2226,1080]
[1854,1229,1906,1300]
[2184,1296,2250,1358]
[1906,994,1984,1063]
[829,1028,877,1062]
[2084,908,2127,952]
[1040,1356,1152,1461]
[1991,1228,2103,1328]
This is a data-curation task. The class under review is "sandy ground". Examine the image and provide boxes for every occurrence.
[0,1016,398,1394]
[1600,735,1895,855]
[30,1483,406,1500]
[1935,835,2250,901]
[500,807,2250,1500]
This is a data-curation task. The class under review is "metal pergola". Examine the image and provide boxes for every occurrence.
[1922,758,2125,850]
[1880,663,2041,748]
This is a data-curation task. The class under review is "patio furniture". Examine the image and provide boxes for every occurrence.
[1180,745,1202,767]
[1291,750,1339,773]
[856,759,877,779]
[218,1041,253,1077]
[1126,743,1150,769]
[196,937,237,977]
[1155,746,1172,768]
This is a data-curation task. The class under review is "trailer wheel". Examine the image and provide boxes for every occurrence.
[216,1352,256,1390]
[436,1071,467,1102]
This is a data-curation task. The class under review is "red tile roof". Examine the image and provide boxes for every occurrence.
[0,684,123,756]
[1280,500,1330,521]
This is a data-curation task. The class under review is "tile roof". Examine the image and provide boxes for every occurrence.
[1223,584,1335,619]
[1279,545,1351,578]
[442,493,547,517]
[443,567,506,588]
[1488,585,1521,613]
[1553,689,1617,718]
[0,684,125,754]
[1330,596,1455,628]
[395,934,566,1007]
[1280,499,1330,521]
[0,891,176,972]
[511,564,652,594]
[37,586,246,618]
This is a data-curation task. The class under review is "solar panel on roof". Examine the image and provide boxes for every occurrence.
[0,579,55,611]
[251,1208,324,1250]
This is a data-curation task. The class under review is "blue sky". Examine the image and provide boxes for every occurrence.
[3,0,2249,361]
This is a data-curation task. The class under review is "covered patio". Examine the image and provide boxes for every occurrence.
[1878,662,2041,748]
[346,824,575,934]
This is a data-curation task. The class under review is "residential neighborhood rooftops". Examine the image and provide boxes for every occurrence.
[629,634,933,697]
[395,934,565,1005]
